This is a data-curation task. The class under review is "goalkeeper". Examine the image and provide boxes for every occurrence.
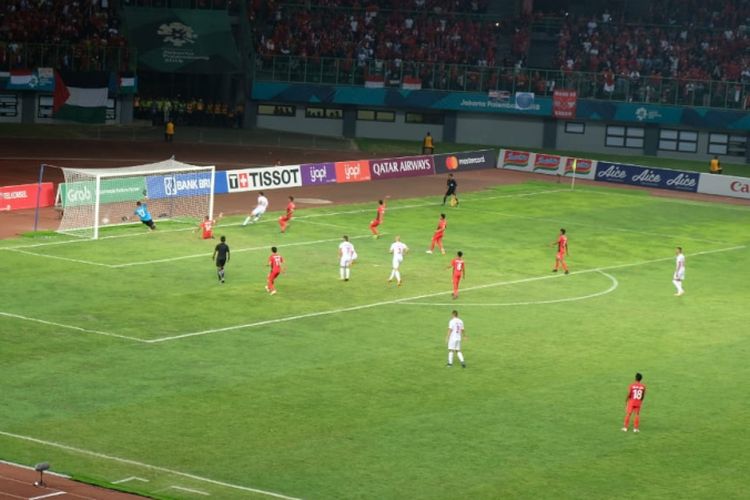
[134,201,156,230]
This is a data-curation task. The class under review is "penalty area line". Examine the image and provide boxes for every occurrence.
[0,431,301,500]
[147,244,745,344]
[0,312,146,343]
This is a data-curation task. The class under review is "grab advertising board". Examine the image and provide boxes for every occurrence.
[300,162,337,185]
[434,150,496,174]
[595,162,699,192]
[698,173,750,200]
[226,165,302,193]
[334,160,371,183]
[59,177,146,207]
[0,182,55,211]
[369,155,435,180]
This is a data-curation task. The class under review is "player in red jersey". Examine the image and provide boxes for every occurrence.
[266,246,285,295]
[447,250,465,299]
[622,372,646,432]
[426,213,447,254]
[369,198,387,238]
[552,228,569,274]
[278,196,296,233]
[195,213,222,239]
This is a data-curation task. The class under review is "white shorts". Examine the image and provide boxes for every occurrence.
[674,270,685,280]
[252,206,267,217]
[448,334,462,351]
[340,257,353,267]
[392,257,403,269]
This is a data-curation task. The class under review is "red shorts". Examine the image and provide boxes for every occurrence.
[432,231,444,240]
[268,270,281,281]
[370,219,381,227]
[202,232,213,239]
[452,273,462,284]
[556,251,565,260]
[626,401,642,414]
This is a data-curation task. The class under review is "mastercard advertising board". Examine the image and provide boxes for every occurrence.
[433,150,497,174]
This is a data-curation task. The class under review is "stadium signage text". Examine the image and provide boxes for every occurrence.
[370,156,435,180]
[696,173,750,200]
[300,162,337,185]
[434,150,496,174]
[226,165,302,193]
[0,182,55,211]
[146,172,213,199]
[595,162,699,192]
[533,154,563,172]
[334,160,371,183]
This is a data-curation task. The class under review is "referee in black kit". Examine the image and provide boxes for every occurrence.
[443,173,458,206]
[213,235,230,283]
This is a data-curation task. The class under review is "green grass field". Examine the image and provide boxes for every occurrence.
[1,181,749,499]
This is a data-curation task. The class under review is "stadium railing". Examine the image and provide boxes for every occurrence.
[0,43,137,73]
[254,55,750,110]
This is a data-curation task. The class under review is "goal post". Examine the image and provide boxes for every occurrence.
[53,158,215,239]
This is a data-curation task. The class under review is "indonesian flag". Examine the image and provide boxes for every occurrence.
[53,71,108,124]
[401,76,422,90]
[9,69,33,86]
[364,75,385,88]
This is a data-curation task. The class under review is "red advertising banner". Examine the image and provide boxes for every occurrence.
[553,89,577,119]
[564,157,594,175]
[502,150,532,168]
[533,153,563,173]
[334,160,371,183]
[0,182,55,211]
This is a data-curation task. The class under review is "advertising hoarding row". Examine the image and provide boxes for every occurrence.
[1,182,55,211]
[498,150,597,179]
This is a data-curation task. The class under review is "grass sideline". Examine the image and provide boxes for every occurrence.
[355,138,750,176]
[1,181,749,499]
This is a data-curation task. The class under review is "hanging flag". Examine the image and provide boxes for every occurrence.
[53,71,108,124]
[119,74,138,94]
[5,68,55,91]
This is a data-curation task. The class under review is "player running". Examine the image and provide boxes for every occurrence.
[212,235,230,283]
[445,310,466,368]
[388,235,409,286]
[338,235,358,281]
[266,246,285,295]
[673,247,685,296]
[278,196,295,233]
[369,198,387,238]
[196,213,222,239]
[134,201,156,230]
[448,251,466,299]
[622,373,646,432]
[426,213,447,254]
[552,228,569,274]
[242,191,269,226]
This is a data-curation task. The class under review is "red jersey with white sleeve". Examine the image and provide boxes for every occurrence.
[269,254,284,274]
[626,382,646,409]
[451,257,465,278]
[200,219,215,239]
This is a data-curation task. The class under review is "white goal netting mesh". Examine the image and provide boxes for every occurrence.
[55,159,215,239]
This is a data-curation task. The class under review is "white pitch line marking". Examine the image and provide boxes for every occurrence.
[0,312,146,343]
[156,485,210,496]
[3,248,113,267]
[29,492,66,500]
[401,271,618,306]
[0,187,566,252]
[0,431,301,500]
[112,476,149,484]
[147,245,744,343]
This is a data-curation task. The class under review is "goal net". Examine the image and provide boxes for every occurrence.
[54,158,215,239]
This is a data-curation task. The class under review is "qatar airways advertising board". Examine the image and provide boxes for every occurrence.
[369,155,435,180]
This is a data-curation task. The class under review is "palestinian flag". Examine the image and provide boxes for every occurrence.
[53,71,108,123]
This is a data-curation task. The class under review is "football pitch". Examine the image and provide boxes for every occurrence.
[1,181,749,499]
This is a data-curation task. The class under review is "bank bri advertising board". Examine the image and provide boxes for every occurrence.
[145,171,214,199]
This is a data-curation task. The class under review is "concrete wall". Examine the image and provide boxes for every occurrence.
[356,112,444,142]
[257,107,343,137]
[0,93,22,123]
[455,114,544,148]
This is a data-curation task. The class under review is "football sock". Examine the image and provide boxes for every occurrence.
[345,268,350,279]
[389,270,395,280]
[634,415,640,429]
[448,351,454,364]
[394,271,401,282]
[340,267,345,279]
[457,352,464,363]
[242,216,251,226]
[673,280,683,293]
[623,413,631,429]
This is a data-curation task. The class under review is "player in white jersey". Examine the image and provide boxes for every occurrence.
[242,192,270,226]
[445,310,466,368]
[388,235,409,286]
[338,235,358,281]
[673,246,685,296]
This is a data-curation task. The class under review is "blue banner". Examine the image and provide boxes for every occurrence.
[214,171,228,194]
[146,172,214,199]
[594,162,699,192]
[577,100,750,129]
[253,82,553,116]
